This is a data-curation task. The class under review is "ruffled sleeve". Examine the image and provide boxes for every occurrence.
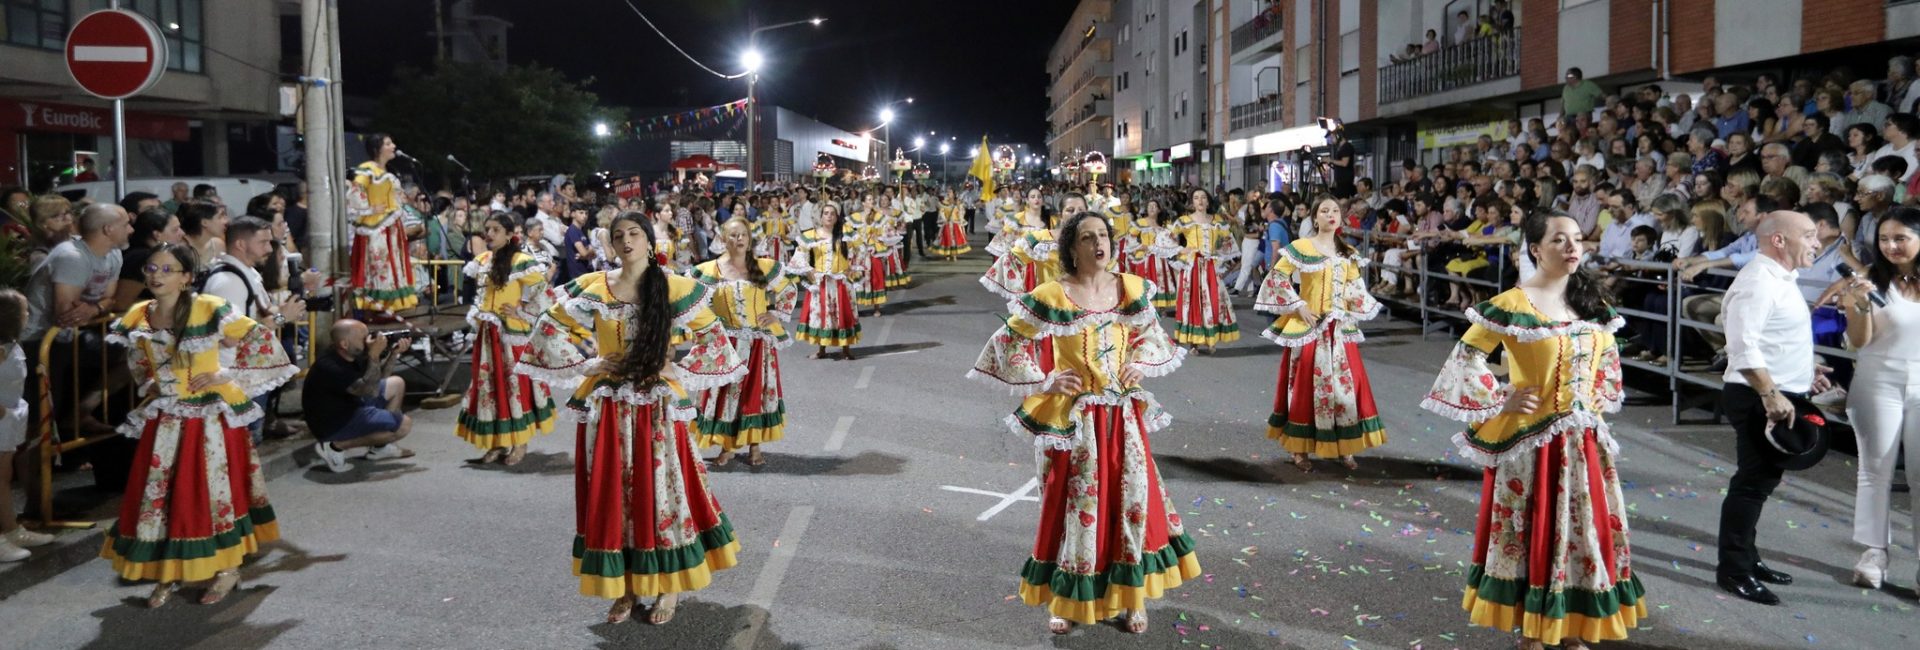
[766,261,800,320]
[1420,324,1508,422]
[967,314,1049,396]
[1127,314,1185,379]
[1254,249,1303,315]
[518,281,596,393]
[462,253,487,279]
[1339,258,1383,321]
[786,236,816,279]
[110,305,155,385]
[223,316,297,397]
[517,265,556,323]
[1596,331,1624,413]
[671,294,748,390]
[980,245,1031,300]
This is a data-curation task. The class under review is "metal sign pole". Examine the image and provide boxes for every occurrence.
[113,99,126,199]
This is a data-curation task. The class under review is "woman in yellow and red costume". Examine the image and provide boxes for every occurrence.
[518,211,747,626]
[1255,195,1387,472]
[690,217,801,466]
[102,242,297,608]
[1420,213,1646,650]
[969,211,1198,636]
[346,133,420,314]
[456,212,558,464]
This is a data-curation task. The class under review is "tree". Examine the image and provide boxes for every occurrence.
[374,62,622,184]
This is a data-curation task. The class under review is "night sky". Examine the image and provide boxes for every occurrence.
[339,0,1078,150]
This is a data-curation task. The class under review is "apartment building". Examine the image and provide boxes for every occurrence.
[1045,0,1116,182]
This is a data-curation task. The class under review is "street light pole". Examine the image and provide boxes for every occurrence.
[743,18,824,185]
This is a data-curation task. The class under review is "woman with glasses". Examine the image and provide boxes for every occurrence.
[102,243,297,608]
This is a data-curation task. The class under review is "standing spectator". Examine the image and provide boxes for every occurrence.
[1328,128,1357,199]
[161,182,190,214]
[559,206,595,283]
[532,192,566,251]
[24,204,128,344]
[1562,68,1606,119]
[1837,207,1920,590]
[0,289,52,562]
[1450,10,1473,45]
[1848,80,1894,131]
[1715,210,1827,607]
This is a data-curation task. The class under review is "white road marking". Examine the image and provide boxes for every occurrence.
[861,349,920,359]
[853,366,875,389]
[73,46,148,62]
[875,318,895,346]
[821,415,855,452]
[940,477,1041,521]
[729,505,815,650]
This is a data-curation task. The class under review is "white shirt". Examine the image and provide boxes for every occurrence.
[203,252,270,319]
[0,344,26,449]
[1854,286,1920,362]
[791,200,817,232]
[1722,254,1815,393]
[1869,141,1919,183]
[534,210,566,247]
[1597,211,1658,261]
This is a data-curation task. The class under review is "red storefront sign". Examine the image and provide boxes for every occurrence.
[0,98,190,141]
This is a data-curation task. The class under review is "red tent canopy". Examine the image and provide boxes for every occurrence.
[670,154,720,170]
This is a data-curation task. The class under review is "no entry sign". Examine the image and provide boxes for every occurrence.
[65,9,168,100]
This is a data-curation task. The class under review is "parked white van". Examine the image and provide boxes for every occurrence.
[52,176,287,207]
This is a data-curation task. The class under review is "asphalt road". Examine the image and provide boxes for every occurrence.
[1,233,1915,649]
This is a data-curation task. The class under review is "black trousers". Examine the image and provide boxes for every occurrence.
[920,212,938,255]
[1716,382,1790,578]
[965,207,976,233]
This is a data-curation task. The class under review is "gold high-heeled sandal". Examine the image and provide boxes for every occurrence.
[606,595,636,624]
[199,570,239,605]
[147,582,175,608]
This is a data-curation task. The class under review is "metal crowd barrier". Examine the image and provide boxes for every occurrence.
[29,317,120,529]
[1346,231,1857,426]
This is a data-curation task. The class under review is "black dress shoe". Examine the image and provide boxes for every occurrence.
[1717,574,1781,605]
[1753,562,1794,585]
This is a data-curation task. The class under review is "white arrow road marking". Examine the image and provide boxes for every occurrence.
[941,477,1041,521]
[73,46,148,62]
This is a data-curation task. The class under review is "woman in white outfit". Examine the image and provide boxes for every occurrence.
[0,289,56,561]
[1840,207,1920,590]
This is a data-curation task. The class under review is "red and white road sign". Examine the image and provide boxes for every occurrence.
[64,9,168,100]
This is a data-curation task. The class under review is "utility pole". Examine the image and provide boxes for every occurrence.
[301,0,343,293]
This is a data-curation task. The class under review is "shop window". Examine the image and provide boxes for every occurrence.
[89,0,203,73]
[3,0,68,50]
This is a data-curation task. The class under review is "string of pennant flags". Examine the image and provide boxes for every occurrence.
[616,98,751,140]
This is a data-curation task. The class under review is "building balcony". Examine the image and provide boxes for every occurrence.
[1377,28,1521,107]
[1229,5,1285,63]
[1046,101,1113,146]
[1229,95,1285,132]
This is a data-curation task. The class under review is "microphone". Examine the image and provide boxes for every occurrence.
[445,154,471,171]
[1836,265,1887,308]
[394,149,418,162]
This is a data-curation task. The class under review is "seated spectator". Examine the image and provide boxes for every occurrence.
[305,318,415,473]
[1793,113,1847,170]
[1869,112,1920,184]
[1847,80,1894,131]
[1846,174,1897,268]
[1597,190,1659,265]
[1868,157,1909,204]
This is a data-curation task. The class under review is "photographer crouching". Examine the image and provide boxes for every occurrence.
[304,318,415,473]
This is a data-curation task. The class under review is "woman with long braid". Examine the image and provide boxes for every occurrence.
[518,211,747,625]
[455,212,558,465]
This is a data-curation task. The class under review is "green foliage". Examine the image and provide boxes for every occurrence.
[374,62,624,181]
[0,230,30,290]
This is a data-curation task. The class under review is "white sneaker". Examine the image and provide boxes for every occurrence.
[364,444,409,461]
[314,442,351,473]
[4,527,53,548]
[0,539,27,563]
[1853,547,1888,588]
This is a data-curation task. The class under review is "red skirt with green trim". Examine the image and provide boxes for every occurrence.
[1173,259,1238,346]
[1268,337,1386,457]
[857,254,890,307]
[933,222,972,256]
[1463,426,1647,645]
[796,276,862,347]
[102,411,278,584]
[456,319,557,450]
[1128,255,1179,309]
[573,387,739,599]
[696,335,786,451]
[884,247,911,288]
[1020,401,1200,624]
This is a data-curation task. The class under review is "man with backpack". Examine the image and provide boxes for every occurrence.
[202,216,305,440]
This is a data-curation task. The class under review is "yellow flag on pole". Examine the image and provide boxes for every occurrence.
[968,136,996,201]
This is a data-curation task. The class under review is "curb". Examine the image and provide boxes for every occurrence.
[0,435,314,602]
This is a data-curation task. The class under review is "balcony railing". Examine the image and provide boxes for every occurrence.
[1230,5,1284,52]
[1230,95,1285,132]
[1378,28,1520,105]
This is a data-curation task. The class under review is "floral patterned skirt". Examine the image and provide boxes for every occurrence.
[102,411,278,584]
[1173,259,1238,346]
[857,255,891,306]
[349,220,419,311]
[1268,335,1386,457]
[456,320,557,450]
[1020,401,1200,625]
[696,335,786,451]
[573,386,739,599]
[884,248,911,288]
[796,277,862,347]
[1128,254,1180,309]
[1464,426,1647,645]
[933,222,972,256]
